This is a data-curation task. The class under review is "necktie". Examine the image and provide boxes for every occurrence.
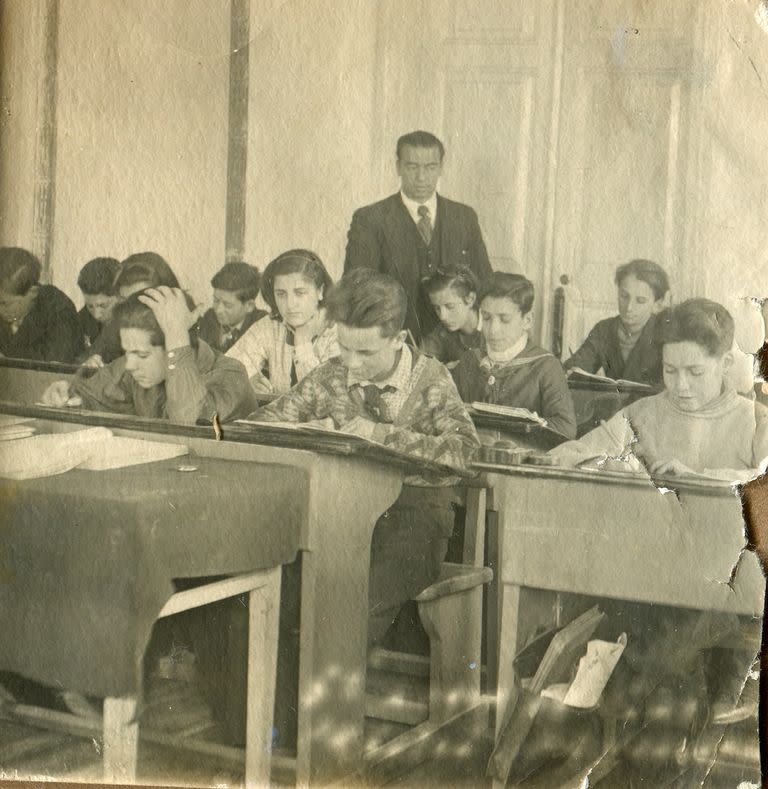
[220,326,239,352]
[417,205,432,246]
[352,383,397,423]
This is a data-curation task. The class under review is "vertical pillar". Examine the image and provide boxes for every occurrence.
[0,0,58,278]
[225,0,250,262]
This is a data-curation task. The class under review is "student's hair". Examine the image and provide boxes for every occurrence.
[77,257,120,296]
[260,249,333,318]
[325,269,407,339]
[655,298,734,358]
[425,264,479,303]
[113,290,197,349]
[0,247,42,295]
[396,130,445,161]
[115,252,180,293]
[211,262,260,302]
[614,259,669,301]
[478,272,535,316]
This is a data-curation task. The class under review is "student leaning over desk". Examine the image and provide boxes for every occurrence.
[550,298,768,482]
[41,286,256,423]
[251,267,481,644]
[0,247,84,363]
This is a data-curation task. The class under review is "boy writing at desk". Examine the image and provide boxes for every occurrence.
[551,298,768,481]
[41,286,256,423]
[250,268,480,644]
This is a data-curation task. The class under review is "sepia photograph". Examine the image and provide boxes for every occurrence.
[0,0,767,787]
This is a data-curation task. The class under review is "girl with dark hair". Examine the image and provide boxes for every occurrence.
[0,247,84,362]
[41,287,255,423]
[227,249,338,393]
[552,298,768,480]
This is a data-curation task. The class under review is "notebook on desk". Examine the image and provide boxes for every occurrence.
[567,367,655,391]
[469,402,548,427]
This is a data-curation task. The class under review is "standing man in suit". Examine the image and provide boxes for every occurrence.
[344,130,492,344]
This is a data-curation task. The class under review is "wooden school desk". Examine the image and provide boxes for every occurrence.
[0,400,447,786]
[478,463,765,739]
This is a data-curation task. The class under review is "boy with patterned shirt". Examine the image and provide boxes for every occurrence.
[251,268,480,644]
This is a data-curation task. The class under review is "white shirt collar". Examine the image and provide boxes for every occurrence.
[486,332,528,364]
[400,191,437,227]
[348,344,412,390]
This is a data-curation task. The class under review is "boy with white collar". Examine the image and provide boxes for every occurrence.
[452,271,577,438]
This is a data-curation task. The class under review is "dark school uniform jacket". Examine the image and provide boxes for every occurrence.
[192,307,267,354]
[77,307,103,350]
[422,322,482,365]
[564,314,663,386]
[452,338,578,438]
[0,285,84,363]
[344,193,492,343]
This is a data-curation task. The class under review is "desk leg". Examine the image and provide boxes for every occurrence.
[245,566,281,789]
[102,695,138,783]
[494,584,522,741]
[294,465,402,786]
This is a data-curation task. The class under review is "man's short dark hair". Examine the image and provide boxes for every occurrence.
[211,262,260,302]
[0,247,41,295]
[478,272,535,316]
[77,257,120,296]
[325,270,407,339]
[396,131,445,161]
[655,298,734,357]
[615,259,669,302]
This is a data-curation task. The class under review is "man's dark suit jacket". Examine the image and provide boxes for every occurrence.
[344,193,492,342]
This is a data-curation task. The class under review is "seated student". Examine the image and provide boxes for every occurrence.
[452,271,577,438]
[421,264,482,367]
[41,286,255,423]
[193,262,267,353]
[551,298,768,482]
[227,249,339,393]
[76,256,120,351]
[0,246,84,363]
[251,268,481,644]
[83,251,182,368]
[564,258,669,385]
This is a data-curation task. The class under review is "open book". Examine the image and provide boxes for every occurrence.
[567,367,655,390]
[469,402,548,427]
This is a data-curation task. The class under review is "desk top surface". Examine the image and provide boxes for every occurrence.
[0,450,307,698]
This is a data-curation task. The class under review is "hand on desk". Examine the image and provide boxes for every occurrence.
[40,380,83,408]
[340,415,389,442]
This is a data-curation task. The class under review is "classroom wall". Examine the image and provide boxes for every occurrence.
[241,0,378,283]
[51,0,231,307]
[0,1,52,257]
[1,1,765,334]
